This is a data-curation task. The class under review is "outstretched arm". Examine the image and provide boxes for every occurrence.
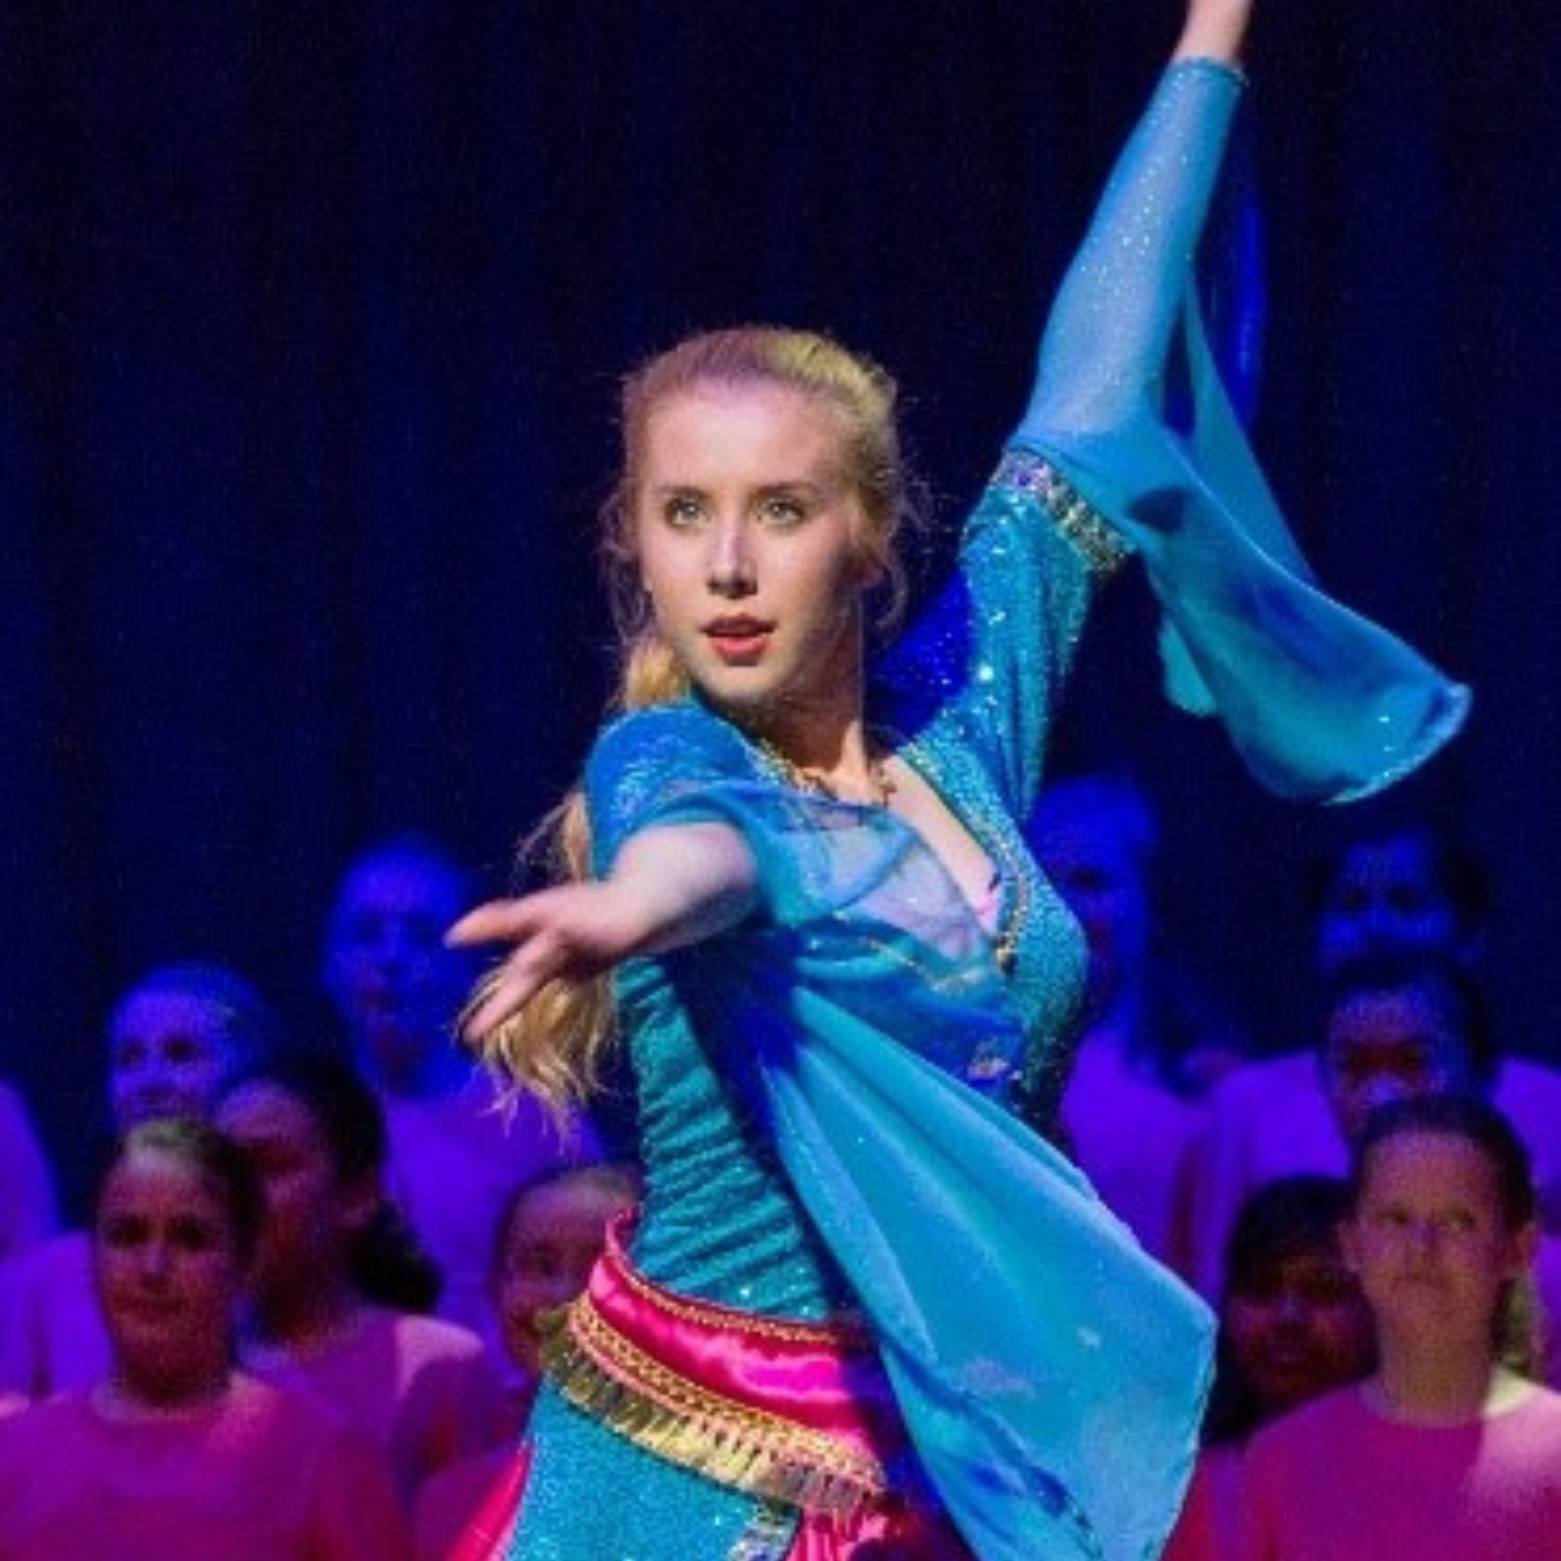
[450,821,758,1041]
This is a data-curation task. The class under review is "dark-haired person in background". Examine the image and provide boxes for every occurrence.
[0,961,281,1400]
[216,1052,507,1504]
[1174,943,1561,1300]
[1166,1176,1374,1561]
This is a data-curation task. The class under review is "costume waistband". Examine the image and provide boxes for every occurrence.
[539,1215,899,1521]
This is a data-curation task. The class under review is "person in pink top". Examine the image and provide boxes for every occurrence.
[1237,1094,1561,1561]
[0,1080,55,1266]
[0,1081,58,1400]
[0,1116,409,1561]
[0,961,281,1399]
[412,1161,642,1560]
[1171,951,1561,1299]
[1174,824,1561,1298]
[323,835,600,1352]
[1027,773,1249,1260]
[216,1051,509,1501]
[1164,1176,1374,1561]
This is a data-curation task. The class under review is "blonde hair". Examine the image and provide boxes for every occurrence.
[475,327,915,1111]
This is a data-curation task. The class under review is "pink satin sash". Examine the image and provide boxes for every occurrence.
[448,1216,970,1558]
[442,1450,534,1561]
[539,1215,971,1558]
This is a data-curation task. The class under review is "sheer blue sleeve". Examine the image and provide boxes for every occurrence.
[884,62,1465,813]
[584,705,832,927]
[1016,59,1467,801]
[586,706,1008,964]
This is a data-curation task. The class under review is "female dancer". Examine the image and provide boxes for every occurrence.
[1237,1096,1561,1558]
[451,1,1467,1556]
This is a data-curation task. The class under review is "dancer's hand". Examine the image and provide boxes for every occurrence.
[1173,0,1253,66]
[449,878,665,1041]
[449,821,758,1042]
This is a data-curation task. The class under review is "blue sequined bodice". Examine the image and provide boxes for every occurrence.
[587,464,1109,1320]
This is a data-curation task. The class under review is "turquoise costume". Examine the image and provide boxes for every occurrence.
[505,61,1465,1561]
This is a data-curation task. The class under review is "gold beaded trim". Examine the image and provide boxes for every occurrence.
[750,733,897,812]
[992,450,1133,576]
[541,1292,887,1520]
[898,733,1029,978]
[608,1247,870,1348]
[980,803,1033,977]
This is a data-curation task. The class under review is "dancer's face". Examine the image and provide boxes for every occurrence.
[1343,1130,1535,1356]
[633,381,877,730]
[94,1146,245,1399]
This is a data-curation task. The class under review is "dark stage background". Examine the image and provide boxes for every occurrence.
[2,0,1555,1213]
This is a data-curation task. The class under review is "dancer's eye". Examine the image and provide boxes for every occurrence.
[755,494,809,529]
[661,494,707,529]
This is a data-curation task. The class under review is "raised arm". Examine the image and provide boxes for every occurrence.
[1010,0,1466,803]
[877,2,1258,815]
[1017,2,1251,447]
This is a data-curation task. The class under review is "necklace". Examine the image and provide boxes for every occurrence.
[755,736,897,810]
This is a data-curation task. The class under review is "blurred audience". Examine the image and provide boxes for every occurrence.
[4,812,1557,1554]
[1028,773,1249,1259]
[0,962,280,1398]
[0,1117,409,1559]
[1310,822,1485,984]
[1308,820,1561,1228]
[1165,1176,1374,1561]
[0,1080,55,1266]
[1173,949,1561,1299]
[216,1051,508,1500]
[323,835,598,1352]
[1237,1096,1561,1559]
[412,1162,641,1560]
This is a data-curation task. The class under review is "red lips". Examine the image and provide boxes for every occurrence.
[704,616,774,662]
